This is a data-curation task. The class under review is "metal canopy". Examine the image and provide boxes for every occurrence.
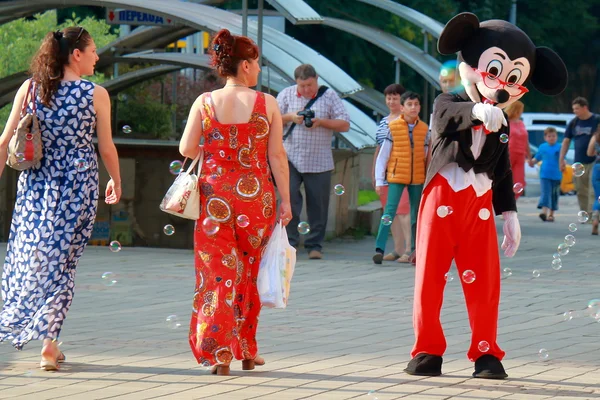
[351,87,387,116]
[0,0,362,96]
[323,17,441,90]
[264,0,323,25]
[102,65,181,94]
[99,25,198,57]
[356,0,443,39]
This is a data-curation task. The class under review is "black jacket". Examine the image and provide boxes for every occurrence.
[426,92,516,215]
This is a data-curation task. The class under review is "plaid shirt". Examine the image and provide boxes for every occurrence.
[277,85,350,173]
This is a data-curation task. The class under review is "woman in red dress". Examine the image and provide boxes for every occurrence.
[505,101,531,199]
[179,29,292,376]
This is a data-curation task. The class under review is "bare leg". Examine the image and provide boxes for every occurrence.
[391,215,406,254]
[397,214,411,253]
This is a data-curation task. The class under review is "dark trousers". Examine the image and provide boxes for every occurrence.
[286,161,331,252]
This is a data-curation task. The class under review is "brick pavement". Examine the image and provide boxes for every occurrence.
[1,196,599,399]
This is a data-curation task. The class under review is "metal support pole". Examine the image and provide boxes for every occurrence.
[266,59,271,94]
[256,0,264,91]
[172,72,177,135]
[423,30,428,54]
[509,0,517,24]
[242,0,248,36]
[394,57,400,84]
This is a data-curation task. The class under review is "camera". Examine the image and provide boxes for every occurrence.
[297,109,315,127]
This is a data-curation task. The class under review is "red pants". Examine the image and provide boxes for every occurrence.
[412,173,505,362]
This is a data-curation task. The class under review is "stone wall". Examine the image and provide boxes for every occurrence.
[0,145,370,249]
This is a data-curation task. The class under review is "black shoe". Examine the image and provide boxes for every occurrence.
[472,354,508,379]
[539,213,547,222]
[372,253,383,264]
[404,353,443,376]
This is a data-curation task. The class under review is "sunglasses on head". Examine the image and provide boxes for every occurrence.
[74,27,84,44]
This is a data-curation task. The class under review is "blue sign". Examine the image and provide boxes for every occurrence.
[106,9,175,26]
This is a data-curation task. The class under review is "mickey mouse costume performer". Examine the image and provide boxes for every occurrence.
[405,13,568,379]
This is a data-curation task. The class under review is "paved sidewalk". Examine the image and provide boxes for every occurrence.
[1,196,599,399]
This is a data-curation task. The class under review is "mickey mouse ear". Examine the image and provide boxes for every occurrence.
[531,47,568,96]
[438,13,480,55]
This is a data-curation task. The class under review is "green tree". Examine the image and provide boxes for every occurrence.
[0,11,117,130]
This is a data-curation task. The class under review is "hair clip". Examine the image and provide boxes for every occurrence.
[213,44,221,52]
[53,30,64,41]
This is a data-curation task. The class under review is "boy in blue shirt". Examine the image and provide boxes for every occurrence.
[530,127,563,221]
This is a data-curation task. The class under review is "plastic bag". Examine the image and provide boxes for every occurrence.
[258,221,296,309]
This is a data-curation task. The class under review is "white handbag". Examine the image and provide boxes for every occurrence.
[159,150,202,220]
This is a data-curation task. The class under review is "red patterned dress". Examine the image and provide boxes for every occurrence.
[190,91,277,366]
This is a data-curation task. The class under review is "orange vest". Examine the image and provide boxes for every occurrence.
[386,117,428,184]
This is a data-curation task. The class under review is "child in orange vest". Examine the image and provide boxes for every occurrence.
[373,92,429,264]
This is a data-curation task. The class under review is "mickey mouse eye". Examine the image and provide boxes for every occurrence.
[486,60,503,79]
[506,68,522,86]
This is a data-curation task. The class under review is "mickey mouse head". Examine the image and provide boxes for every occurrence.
[438,13,568,109]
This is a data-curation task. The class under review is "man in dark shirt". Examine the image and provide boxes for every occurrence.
[560,97,599,217]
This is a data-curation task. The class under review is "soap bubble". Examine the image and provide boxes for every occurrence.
[538,348,549,360]
[236,215,250,228]
[15,153,25,163]
[366,391,379,400]
[552,252,560,259]
[165,315,181,329]
[122,125,132,134]
[437,205,453,218]
[557,243,569,256]
[163,224,175,236]
[532,269,541,278]
[478,208,491,220]
[381,214,393,226]
[109,240,121,253]
[462,270,476,284]
[563,311,574,321]
[564,234,576,247]
[298,221,310,235]
[205,158,217,169]
[513,182,524,194]
[74,158,89,172]
[101,272,117,286]
[572,162,585,177]
[169,160,183,175]
[502,267,512,278]
[499,133,509,144]
[202,217,220,235]
[577,211,589,223]
[478,340,490,353]
[551,259,562,271]
[333,184,345,195]
[568,223,578,232]
[444,272,454,282]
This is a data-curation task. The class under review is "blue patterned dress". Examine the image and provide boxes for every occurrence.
[0,79,99,349]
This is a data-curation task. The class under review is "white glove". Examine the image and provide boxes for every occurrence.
[501,211,521,258]
[471,103,508,132]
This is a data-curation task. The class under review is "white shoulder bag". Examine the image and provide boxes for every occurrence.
[159,150,203,220]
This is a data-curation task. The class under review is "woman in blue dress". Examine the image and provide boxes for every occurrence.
[0,27,122,370]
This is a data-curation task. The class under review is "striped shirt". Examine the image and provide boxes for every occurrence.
[277,85,350,173]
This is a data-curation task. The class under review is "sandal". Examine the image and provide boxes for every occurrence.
[547,216,554,222]
[396,252,411,263]
[242,355,265,370]
[539,213,547,222]
[383,251,401,261]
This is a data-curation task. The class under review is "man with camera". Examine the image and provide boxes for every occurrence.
[277,64,350,259]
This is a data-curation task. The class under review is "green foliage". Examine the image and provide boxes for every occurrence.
[0,11,117,131]
[117,98,175,139]
[358,190,380,207]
